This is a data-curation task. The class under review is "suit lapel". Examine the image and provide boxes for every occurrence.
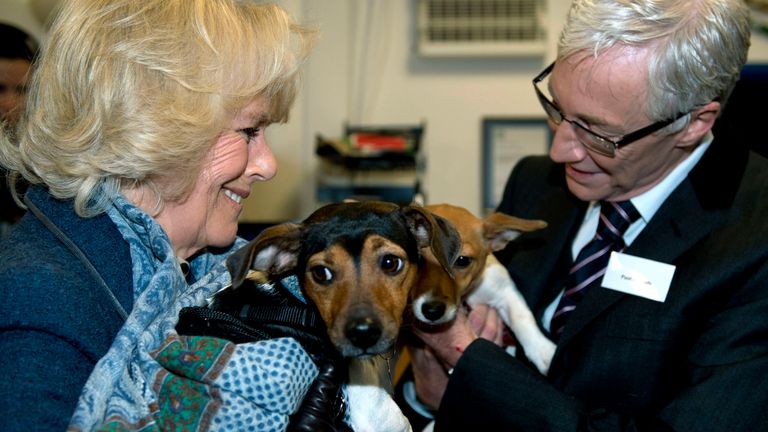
[500,158,588,319]
[531,191,585,312]
[511,162,587,317]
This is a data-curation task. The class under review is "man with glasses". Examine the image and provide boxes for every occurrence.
[405,0,768,430]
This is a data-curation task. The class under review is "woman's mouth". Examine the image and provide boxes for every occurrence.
[223,189,243,205]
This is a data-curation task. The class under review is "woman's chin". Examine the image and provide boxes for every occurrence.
[208,227,239,249]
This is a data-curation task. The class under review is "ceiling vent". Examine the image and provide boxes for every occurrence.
[417,0,547,57]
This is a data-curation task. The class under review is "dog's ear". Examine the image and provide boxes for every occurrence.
[226,222,303,289]
[402,206,461,276]
[482,212,547,252]
[410,194,425,207]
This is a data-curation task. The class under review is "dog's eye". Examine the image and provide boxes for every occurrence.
[309,265,334,284]
[380,254,404,274]
[454,255,472,268]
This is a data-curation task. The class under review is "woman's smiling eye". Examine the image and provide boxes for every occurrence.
[238,127,261,142]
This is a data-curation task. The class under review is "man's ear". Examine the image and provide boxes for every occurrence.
[676,100,721,149]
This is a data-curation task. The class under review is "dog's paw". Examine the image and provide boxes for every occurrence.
[525,336,556,375]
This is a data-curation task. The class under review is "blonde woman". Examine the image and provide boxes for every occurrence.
[0,0,319,430]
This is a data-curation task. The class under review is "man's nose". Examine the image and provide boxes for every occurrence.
[549,121,587,163]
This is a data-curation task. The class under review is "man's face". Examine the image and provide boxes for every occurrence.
[546,49,690,202]
[0,58,31,128]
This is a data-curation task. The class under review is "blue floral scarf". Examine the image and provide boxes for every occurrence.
[68,194,318,431]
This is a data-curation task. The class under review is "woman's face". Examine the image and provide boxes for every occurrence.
[156,97,277,259]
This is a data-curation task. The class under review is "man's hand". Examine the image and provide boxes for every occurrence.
[410,304,505,407]
[409,345,450,410]
[468,303,505,346]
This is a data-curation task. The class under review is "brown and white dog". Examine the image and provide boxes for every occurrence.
[411,203,556,375]
[225,200,461,432]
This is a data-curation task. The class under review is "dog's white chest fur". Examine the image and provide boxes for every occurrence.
[346,357,412,432]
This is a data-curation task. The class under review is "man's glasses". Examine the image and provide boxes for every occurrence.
[533,62,689,158]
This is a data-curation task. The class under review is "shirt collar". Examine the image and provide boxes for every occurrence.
[630,131,712,224]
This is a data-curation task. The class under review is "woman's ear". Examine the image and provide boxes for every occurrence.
[676,101,721,149]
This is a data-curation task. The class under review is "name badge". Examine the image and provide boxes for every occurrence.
[602,252,675,302]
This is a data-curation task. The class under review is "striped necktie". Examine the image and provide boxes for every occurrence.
[550,200,641,340]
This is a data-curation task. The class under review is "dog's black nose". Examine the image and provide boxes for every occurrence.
[421,301,446,322]
[345,317,382,349]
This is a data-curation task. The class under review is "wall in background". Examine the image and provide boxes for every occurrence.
[246,0,571,222]
[1,0,48,42]
[247,0,768,222]
[3,0,768,222]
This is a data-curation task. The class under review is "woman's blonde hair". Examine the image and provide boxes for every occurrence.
[0,0,314,217]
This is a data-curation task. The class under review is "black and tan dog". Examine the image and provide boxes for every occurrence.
[224,200,461,431]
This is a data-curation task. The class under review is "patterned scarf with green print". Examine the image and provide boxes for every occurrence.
[68,194,318,431]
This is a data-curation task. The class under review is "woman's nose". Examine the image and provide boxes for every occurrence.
[246,137,277,182]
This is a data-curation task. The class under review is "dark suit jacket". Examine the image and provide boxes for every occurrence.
[436,138,768,431]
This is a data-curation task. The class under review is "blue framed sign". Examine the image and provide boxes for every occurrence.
[482,117,551,211]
